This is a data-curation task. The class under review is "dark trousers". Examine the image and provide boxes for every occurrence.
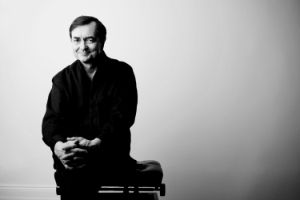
[55,162,137,200]
[56,168,99,200]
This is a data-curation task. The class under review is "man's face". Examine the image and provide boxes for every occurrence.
[71,22,102,64]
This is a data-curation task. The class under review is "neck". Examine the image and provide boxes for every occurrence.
[82,62,97,73]
[81,52,105,80]
[81,62,97,80]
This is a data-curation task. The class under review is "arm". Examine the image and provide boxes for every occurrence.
[42,80,88,169]
[98,65,138,154]
[42,81,70,151]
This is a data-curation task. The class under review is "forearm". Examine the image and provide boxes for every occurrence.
[42,82,70,150]
[42,122,66,150]
[98,65,137,140]
[42,110,69,150]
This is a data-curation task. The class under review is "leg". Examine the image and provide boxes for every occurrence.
[55,168,99,200]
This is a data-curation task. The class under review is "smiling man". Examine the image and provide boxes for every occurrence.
[42,16,138,200]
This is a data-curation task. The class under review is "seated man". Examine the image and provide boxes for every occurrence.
[42,16,139,200]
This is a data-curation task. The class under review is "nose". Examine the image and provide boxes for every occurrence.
[79,41,87,50]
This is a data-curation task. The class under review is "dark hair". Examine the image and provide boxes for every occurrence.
[69,16,107,47]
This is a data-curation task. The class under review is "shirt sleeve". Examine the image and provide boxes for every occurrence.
[98,64,138,148]
[42,79,70,151]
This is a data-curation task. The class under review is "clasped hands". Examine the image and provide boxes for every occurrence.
[54,137,101,170]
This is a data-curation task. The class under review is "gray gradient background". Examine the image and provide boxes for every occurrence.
[1,0,300,200]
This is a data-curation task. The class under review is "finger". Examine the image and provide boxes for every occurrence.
[61,159,74,170]
[62,142,78,151]
[71,148,88,154]
[61,152,76,161]
[71,151,88,159]
[64,159,74,166]
[62,146,74,152]
[64,164,75,170]
[67,137,84,141]
[65,157,87,168]
[75,163,87,169]
[67,137,79,141]
[72,156,86,161]
[79,140,89,147]
[61,151,88,165]
[59,157,77,170]
[67,137,84,147]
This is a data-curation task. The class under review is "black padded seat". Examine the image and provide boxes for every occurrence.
[132,160,163,185]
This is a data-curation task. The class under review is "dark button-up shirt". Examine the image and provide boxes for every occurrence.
[42,52,138,170]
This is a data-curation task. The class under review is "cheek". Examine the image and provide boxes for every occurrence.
[89,44,98,52]
[72,45,80,52]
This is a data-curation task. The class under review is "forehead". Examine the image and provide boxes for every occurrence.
[71,21,97,38]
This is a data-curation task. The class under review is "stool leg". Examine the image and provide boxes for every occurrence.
[160,184,166,196]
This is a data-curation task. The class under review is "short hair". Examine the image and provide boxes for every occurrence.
[69,16,107,47]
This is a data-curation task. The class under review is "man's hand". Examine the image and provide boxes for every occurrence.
[67,137,101,152]
[54,140,88,170]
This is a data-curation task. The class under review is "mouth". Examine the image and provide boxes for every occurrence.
[79,53,90,57]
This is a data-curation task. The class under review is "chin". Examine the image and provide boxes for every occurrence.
[80,59,92,64]
[78,56,91,63]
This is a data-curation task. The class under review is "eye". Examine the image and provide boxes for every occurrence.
[72,38,80,43]
[86,38,96,43]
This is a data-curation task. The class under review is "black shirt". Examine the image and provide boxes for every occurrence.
[42,52,138,170]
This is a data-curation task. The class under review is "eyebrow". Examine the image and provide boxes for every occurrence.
[72,36,96,40]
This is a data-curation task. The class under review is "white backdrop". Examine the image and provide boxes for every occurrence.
[1,0,300,200]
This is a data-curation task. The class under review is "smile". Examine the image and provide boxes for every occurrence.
[79,53,90,56]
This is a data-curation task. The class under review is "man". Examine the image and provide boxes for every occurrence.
[42,16,138,199]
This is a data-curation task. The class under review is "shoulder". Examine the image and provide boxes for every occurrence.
[105,56,134,76]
